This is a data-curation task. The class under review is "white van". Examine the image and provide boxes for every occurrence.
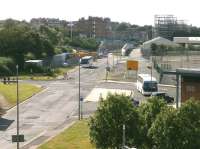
[136,74,158,96]
[80,56,93,68]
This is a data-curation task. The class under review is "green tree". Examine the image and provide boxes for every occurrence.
[148,100,200,149]
[115,23,130,31]
[0,25,54,69]
[89,94,141,149]
[138,97,167,148]
[150,43,158,55]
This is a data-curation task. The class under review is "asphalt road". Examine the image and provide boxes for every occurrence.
[0,58,107,149]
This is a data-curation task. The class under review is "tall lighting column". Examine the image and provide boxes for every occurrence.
[78,50,81,120]
[16,65,19,149]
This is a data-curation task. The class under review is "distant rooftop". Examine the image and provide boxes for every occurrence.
[174,37,200,44]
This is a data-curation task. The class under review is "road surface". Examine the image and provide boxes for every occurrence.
[0,58,107,149]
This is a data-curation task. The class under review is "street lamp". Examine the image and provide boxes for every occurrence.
[147,63,153,94]
[11,65,24,149]
[122,124,126,148]
[16,65,19,149]
[78,50,81,120]
[68,21,73,40]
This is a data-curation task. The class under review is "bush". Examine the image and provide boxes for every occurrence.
[0,57,15,76]
[89,94,142,149]
[138,98,167,148]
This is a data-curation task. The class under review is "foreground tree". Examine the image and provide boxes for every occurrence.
[148,100,200,149]
[138,97,167,148]
[89,94,141,149]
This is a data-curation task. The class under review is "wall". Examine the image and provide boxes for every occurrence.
[181,76,200,102]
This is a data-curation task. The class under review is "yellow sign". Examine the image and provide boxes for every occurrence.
[127,60,138,70]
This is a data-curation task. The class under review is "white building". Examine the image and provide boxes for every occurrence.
[142,37,178,50]
[121,43,134,56]
[173,37,200,48]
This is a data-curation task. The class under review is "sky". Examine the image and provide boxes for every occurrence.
[0,0,200,26]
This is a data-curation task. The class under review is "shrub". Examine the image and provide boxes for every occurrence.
[89,94,142,149]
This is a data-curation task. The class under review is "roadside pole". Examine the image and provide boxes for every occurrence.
[106,54,109,81]
[122,124,125,148]
[78,50,81,120]
[176,74,179,108]
[16,65,19,149]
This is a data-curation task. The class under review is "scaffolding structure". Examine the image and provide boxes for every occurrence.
[154,15,187,40]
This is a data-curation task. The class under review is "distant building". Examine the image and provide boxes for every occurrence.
[30,18,68,28]
[142,36,178,50]
[25,60,43,67]
[121,43,134,56]
[173,37,200,48]
[75,16,112,39]
[154,15,188,40]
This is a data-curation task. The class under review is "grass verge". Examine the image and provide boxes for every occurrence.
[0,83,42,107]
[38,119,95,149]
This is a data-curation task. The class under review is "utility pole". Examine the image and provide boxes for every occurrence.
[16,65,19,149]
[176,74,179,109]
[78,50,81,120]
[93,20,96,38]
[151,62,152,95]
[69,21,73,40]
[122,124,125,148]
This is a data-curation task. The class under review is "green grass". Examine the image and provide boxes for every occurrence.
[38,120,95,149]
[19,75,55,81]
[0,83,42,106]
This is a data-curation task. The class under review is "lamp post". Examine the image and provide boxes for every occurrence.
[68,21,73,41]
[16,65,19,149]
[147,63,153,95]
[78,50,81,120]
[122,124,125,148]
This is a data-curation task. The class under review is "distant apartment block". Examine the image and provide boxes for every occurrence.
[74,16,112,39]
[30,18,68,28]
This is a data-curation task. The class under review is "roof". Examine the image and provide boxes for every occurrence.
[174,37,200,44]
[25,60,43,63]
[81,56,93,59]
[138,74,157,81]
[176,68,200,75]
[142,36,178,47]
[162,68,200,76]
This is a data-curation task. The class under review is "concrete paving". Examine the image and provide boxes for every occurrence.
[84,88,133,102]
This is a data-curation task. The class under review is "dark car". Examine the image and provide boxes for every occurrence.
[131,98,139,107]
[151,92,174,103]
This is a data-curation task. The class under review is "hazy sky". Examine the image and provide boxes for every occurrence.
[0,0,199,26]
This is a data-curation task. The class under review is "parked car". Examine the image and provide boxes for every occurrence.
[131,98,139,107]
[151,92,174,103]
